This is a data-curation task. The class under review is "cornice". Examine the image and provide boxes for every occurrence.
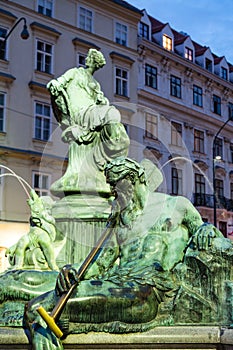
[30,21,61,38]
[138,37,233,92]
[0,71,15,84]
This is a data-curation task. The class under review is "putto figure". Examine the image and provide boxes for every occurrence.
[6,190,58,271]
[47,49,129,196]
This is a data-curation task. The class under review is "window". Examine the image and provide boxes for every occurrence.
[172,168,182,195]
[194,129,204,153]
[145,64,157,89]
[170,75,181,98]
[205,58,212,72]
[139,22,149,39]
[215,179,224,197]
[214,137,223,159]
[0,27,7,60]
[115,67,128,97]
[36,40,53,74]
[231,183,233,200]
[38,0,53,17]
[230,143,233,163]
[185,47,193,61]
[171,121,182,146]
[33,172,50,196]
[228,103,233,120]
[195,174,205,194]
[221,67,228,80]
[194,173,206,205]
[34,102,51,141]
[145,113,158,140]
[79,7,93,32]
[77,53,86,68]
[163,34,172,51]
[193,85,203,107]
[213,95,221,115]
[0,92,5,132]
[219,221,227,238]
[115,22,127,46]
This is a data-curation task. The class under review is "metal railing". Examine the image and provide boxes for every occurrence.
[193,193,233,211]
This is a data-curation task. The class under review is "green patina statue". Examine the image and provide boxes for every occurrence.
[6,190,59,271]
[23,157,231,350]
[47,48,129,196]
[0,49,232,350]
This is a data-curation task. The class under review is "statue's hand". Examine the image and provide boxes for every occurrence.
[47,79,61,95]
[190,223,223,250]
[55,264,78,296]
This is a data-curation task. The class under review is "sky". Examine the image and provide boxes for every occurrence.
[129,0,233,64]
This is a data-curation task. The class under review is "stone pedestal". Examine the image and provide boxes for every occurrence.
[52,194,111,265]
[0,326,233,350]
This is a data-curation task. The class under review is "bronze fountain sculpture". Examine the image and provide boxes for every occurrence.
[0,49,232,350]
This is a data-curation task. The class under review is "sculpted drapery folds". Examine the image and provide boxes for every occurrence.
[47,49,130,195]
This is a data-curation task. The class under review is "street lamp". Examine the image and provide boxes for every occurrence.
[212,115,233,227]
[0,17,29,50]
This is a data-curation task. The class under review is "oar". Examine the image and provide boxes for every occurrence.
[37,215,117,338]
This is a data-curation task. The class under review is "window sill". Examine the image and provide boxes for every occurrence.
[144,135,160,144]
[34,70,54,80]
[170,94,182,99]
[0,131,6,139]
[193,104,203,108]
[32,138,53,151]
[0,58,9,65]
[33,70,54,87]
[114,94,130,101]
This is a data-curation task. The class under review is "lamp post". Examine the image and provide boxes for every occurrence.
[212,115,233,227]
[0,17,29,50]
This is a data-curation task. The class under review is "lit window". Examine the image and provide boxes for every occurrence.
[172,168,183,195]
[145,64,157,89]
[171,121,182,146]
[38,0,53,17]
[34,102,51,141]
[194,129,204,153]
[213,95,221,115]
[139,22,149,40]
[163,34,172,51]
[32,172,50,196]
[221,67,228,80]
[115,67,128,97]
[193,85,203,107]
[145,113,158,140]
[0,92,5,132]
[36,40,53,74]
[115,22,127,46]
[170,75,181,98]
[0,27,7,60]
[185,47,193,61]
[79,7,93,32]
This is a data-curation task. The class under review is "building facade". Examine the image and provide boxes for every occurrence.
[0,0,233,254]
